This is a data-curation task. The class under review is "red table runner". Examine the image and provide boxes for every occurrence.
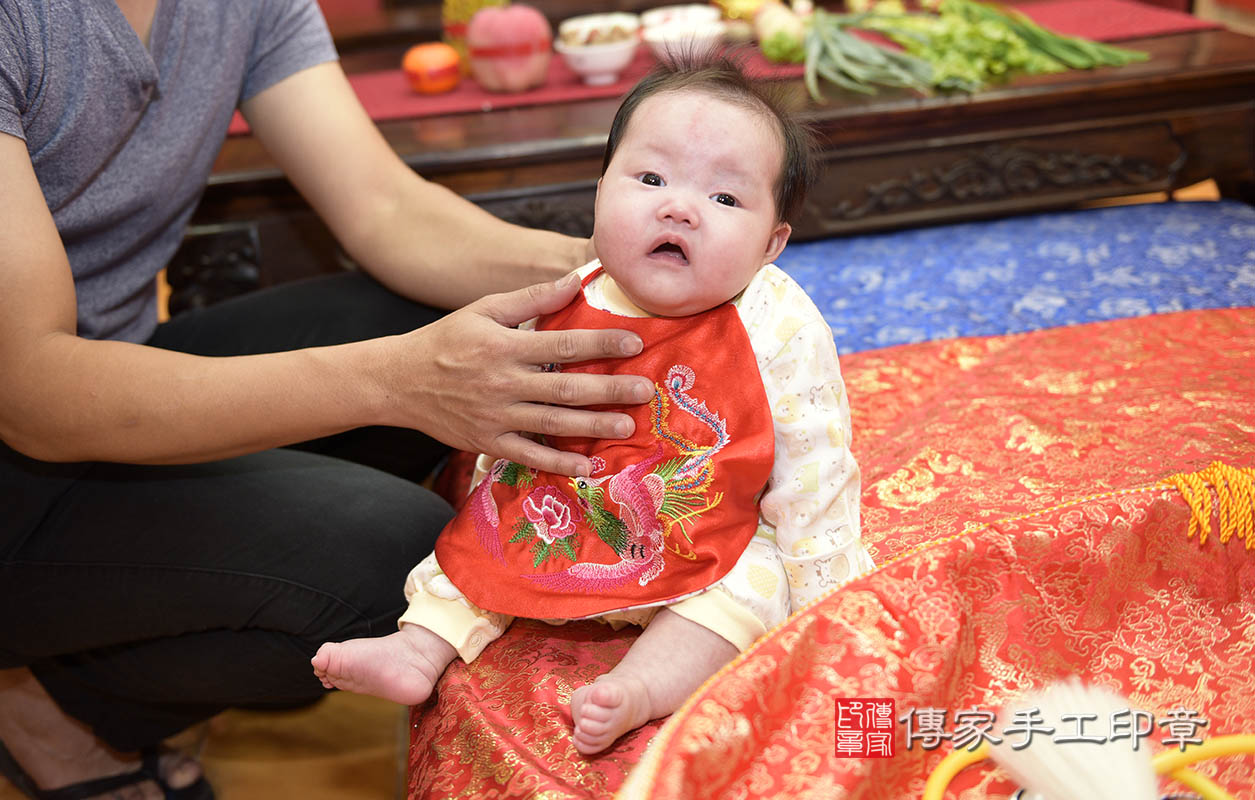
[1016,0,1222,39]
[227,0,1222,135]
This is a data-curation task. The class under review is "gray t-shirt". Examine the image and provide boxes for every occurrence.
[0,0,338,342]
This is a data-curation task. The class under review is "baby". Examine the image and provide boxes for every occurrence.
[312,55,873,755]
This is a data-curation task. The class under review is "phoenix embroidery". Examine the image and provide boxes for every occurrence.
[524,364,728,591]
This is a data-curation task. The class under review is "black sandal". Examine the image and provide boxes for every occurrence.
[0,739,213,800]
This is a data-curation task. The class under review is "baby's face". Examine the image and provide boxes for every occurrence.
[592,89,792,317]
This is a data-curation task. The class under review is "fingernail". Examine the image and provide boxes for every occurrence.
[557,272,578,289]
[574,461,591,477]
[634,382,653,402]
[621,336,642,355]
[615,419,633,438]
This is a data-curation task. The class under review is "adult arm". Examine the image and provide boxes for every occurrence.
[240,60,589,308]
[0,132,647,475]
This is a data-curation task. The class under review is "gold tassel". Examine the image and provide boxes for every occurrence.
[1161,462,1255,549]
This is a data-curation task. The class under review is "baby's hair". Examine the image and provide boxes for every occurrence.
[601,52,818,223]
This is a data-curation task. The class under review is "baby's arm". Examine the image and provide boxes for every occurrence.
[748,277,873,613]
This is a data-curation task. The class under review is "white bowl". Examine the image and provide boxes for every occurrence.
[557,12,640,47]
[640,4,722,29]
[641,19,726,64]
[556,13,642,85]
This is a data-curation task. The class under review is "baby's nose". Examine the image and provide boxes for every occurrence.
[658,195,697,226]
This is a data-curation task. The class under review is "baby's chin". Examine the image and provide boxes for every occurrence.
[621,291,713,318]
[601,264,720,317]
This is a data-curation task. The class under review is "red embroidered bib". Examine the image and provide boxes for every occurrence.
[435,270,775,619]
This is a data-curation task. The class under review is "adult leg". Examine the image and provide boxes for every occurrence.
[0,667,204,800]
[148,271,452,483]
[1,444,453,751]
[0,270,455,793]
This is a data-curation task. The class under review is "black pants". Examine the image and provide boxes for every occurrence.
[0,273,455,751]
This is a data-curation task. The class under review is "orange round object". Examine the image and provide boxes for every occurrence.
[402,42,462,94]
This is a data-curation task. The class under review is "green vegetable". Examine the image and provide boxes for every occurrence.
[762,29,807,63]
[946,0,1149,71]
[756,2,808,64]
[767,0,1149,101]
[803,8,934,100]
[852,0,1147,91]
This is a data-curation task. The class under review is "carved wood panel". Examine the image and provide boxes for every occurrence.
[801,122,1188,237]
[471,181,597,238]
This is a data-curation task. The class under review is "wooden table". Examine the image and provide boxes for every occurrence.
[170,24,1255,313]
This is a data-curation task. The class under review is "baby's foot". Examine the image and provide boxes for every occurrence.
[569,675,653,755]
[311,625,456,706]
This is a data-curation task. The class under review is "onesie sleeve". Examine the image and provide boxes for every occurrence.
[740,267,874,613]
[239,0,338,103]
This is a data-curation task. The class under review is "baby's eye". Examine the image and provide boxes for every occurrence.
[713,193,738,207]
[639,172,663,186]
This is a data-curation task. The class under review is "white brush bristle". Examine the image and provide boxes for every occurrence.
[988,679,1159,800]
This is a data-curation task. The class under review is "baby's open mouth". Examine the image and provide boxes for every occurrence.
[650,241,689,264]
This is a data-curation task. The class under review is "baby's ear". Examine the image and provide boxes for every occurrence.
[761,221,792,265]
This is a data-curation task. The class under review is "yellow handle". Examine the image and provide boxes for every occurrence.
[1166,766,1234,800]
[921,742,989,800]
[920,734,1255,799]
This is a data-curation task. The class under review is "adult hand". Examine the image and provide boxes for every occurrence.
[395,273,654,476]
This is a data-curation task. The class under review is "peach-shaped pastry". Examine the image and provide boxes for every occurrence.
[466,3,553,93]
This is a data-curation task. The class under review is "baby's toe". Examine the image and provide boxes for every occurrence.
[590,680,625,708]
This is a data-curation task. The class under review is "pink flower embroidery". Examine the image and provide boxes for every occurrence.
[522,486,576,544]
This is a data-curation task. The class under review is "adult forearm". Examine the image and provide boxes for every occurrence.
[2,277,654,475]
[0,333,395,464]
[239,62,590,309]
[337,179,589,309]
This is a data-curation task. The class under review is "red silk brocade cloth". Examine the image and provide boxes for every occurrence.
[411,307,1255,800]
[436,271,774,620]
[632,307,1255,799]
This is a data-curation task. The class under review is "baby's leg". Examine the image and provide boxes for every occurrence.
[570,609,737,755]
[311,623,457,706]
